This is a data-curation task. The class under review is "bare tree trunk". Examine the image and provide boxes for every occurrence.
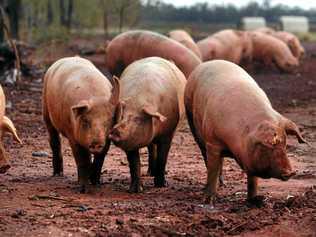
[0,8,3,43]
[100,0,109,37]
[6,0,20,39]
[0,0,3,43]
[66,0,73,29]
[47,0,53,26]
[119,7,125,33]
[59,0,66,26]
[0,5,21,84]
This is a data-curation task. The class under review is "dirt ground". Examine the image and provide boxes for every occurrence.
[0,39,315,237]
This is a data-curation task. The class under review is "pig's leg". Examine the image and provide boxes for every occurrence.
[154,135,173,187]
[219,164,224,187]
[44,114,63,176]
[218,149,234,187]
[0,143,10,173]
[186,110,207,164]
[246,175,264,206]
[90,140,110,185]
[204,143,223,207]
[126,149,143,193]
[147,143,157,176]
[70,142,91,193]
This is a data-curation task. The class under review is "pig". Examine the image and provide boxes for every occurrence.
[197,29,253,64]
[0,85,21,173]
[184,60,307,206]
[105,30,202,78]
[250,31,299,72]
[254,27,276,34]
[109,57,186,193]
[168,29,202,59]
[43,57,120,192]
[271,31,305,60]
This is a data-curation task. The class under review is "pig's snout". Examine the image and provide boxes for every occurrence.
[0,163,10,174]
[88,140,104,154]
[280,170,296,181]
[108,128,121,142]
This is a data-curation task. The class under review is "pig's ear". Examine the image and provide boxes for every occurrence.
[284,119,308,144]
[71,101,90,118]
[253,121,282,148]
[109,76,120,105]
[142,105,167,122]
[115,101,125,122]
[2,116,22,144]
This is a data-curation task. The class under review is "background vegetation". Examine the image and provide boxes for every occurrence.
[0,0,316,44]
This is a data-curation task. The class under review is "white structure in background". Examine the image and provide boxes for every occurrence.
[240,17,266,31]
[279,16,309,33]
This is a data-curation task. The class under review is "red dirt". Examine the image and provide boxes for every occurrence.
[0,39,315,237]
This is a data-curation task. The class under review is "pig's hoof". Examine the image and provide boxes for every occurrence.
[204,194,216,207]
[90,175,101,185]
[79,185,87,194]
[53,171,63,177]
[0,164,10,174]
[154,176,168,187]
[247,195,266,208]
[129,182,143,193]
[219,177,226,187]
[146,169,155,177]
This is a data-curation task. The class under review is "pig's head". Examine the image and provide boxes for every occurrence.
[0,116,22,173]
[245,119,307,180]
[240,31,253,63]
[109,101,166,151]
[274,50,299,73]
[288,38,305,59]
[71,77,120,154]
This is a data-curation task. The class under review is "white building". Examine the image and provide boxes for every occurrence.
[279,16,309,33]
[240,17,266,31]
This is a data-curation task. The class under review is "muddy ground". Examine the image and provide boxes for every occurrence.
[0,39,315,237]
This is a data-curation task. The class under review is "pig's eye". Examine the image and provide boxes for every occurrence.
[133,117,143,125]
[81,118,91,129]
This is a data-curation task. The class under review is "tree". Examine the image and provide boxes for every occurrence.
[6,0,21,39]
[100,0,109,37]
[0,3,4,43]
[113,0,141,32]
[47,0,53,26]
[59,0,73,29]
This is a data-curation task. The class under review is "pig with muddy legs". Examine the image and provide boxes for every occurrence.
[184,60,307,207]
[42,57,120,192]
[109,57,186,192]
[0,85,21,173]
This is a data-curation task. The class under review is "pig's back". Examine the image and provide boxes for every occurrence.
[107,30,201,77]
[121,57,186,116]
[169,30,202,59]
[44,57,112,105]
[186,60,272,141]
